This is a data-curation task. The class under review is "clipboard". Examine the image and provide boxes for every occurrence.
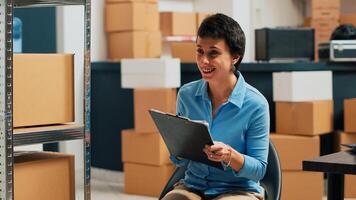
[149,109,224,169]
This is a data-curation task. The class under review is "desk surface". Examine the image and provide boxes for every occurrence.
[303,151,356,175]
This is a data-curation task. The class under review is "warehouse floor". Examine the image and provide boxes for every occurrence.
[85,168,355,200]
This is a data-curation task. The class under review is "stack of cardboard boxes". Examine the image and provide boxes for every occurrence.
[271,71,334,200]
[13,54,76,200]
[340,14,356,27]
[105,0,161,60]
[339,98,356,198]
[304,0,341,60]
[120,58,181,197]
[160,12,211,62]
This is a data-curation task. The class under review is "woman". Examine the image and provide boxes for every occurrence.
[162,13,270,200]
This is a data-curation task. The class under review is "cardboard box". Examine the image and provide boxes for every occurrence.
[107,31,161,60]
[270,134,320,170]
[340,15,356,26]
[272,71,333,102]
[107,0,157,2]
[134,88,176,133]
[105,2,159,32]
[311,0,341,9]
[105,2,146,32]
[121,58,180,88]
[121,129,171,165]
[282,171,323,200]
[311,19,339,31]
[340,132,356,151]
[311,8,340,20]
[160,12,197,36]
[345,175,356,198]
[276,101,333,135]
[14,152,75,200]
[124,163,175,197]
[171,42,196,63]
[196,12,212,29]
[13,54,74,127]
[344,98,356,133]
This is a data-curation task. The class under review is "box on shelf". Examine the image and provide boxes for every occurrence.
[196,12,212,29]
[13,54,74,127]
[345,175,356,198]
[134,88,176,133]
[121,58,180,88]
[105,2,159,32]
[311,0,341,10]
[339,132,356,151]
[340,15,356,26]
[311,8,340,20]
[272,71,332,102]
[281,171,323,200]
[160,12,196,36]
[171,42,196,63]
[275,101,333,135]
[107,31,161,60]
[270,134,320,170]
[121,129,171,165]
[106,0,157,2]
[14,152,75,200]
[124,163,175,197]
[344,98,356,133]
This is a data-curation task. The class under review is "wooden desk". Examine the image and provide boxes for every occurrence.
[303,151,356,200]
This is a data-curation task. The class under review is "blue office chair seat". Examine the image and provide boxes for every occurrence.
[159,140,282,200]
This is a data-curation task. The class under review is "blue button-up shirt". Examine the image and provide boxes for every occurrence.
[171,72,269,195]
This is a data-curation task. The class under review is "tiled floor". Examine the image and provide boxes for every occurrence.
[84,168,356,200]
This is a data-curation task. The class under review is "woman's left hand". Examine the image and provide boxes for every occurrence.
[203,141,231,163]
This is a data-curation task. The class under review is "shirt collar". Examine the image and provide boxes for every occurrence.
[195,71,246,108]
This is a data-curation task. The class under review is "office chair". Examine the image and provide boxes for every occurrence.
[159,140,282,200]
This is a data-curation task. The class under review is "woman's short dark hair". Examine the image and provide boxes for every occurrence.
[197,13,246,70]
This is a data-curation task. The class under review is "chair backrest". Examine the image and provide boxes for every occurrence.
[159,140,282,200]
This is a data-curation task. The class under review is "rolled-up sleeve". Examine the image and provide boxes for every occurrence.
[232,102,269,182]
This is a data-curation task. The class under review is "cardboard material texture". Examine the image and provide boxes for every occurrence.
[196,12,212,29]
[273,71,332,102]
[340,132,356,151]
[311,0,341,9]
[121,129,171,165]
[105,2,159,32]
[14,152,75,200]
[160,12,197,36]
[124,163,175,197]
[106,0,157,2]
[270,134,320,170]
[121,58,180,88]
[282,171,323,200]
[134,88,176,133]
[171,42,196,63]
[13,54,74,127]
[340,15,356,26]
[311,8,340,19]
[107,31,161,60]
[344,98,356,133]
[276,101,333,135]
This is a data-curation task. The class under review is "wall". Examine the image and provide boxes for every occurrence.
[56,6,84,170]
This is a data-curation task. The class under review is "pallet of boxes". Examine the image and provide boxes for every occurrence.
[339,98,356,198]
[13,54,76,200]
[304,0,340,60]
[271,71,334,200]
[120,58,180,197]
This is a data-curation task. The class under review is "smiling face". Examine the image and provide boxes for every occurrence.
[196,37,239,84]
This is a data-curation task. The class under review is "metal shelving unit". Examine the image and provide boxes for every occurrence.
[0,0,91,199]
